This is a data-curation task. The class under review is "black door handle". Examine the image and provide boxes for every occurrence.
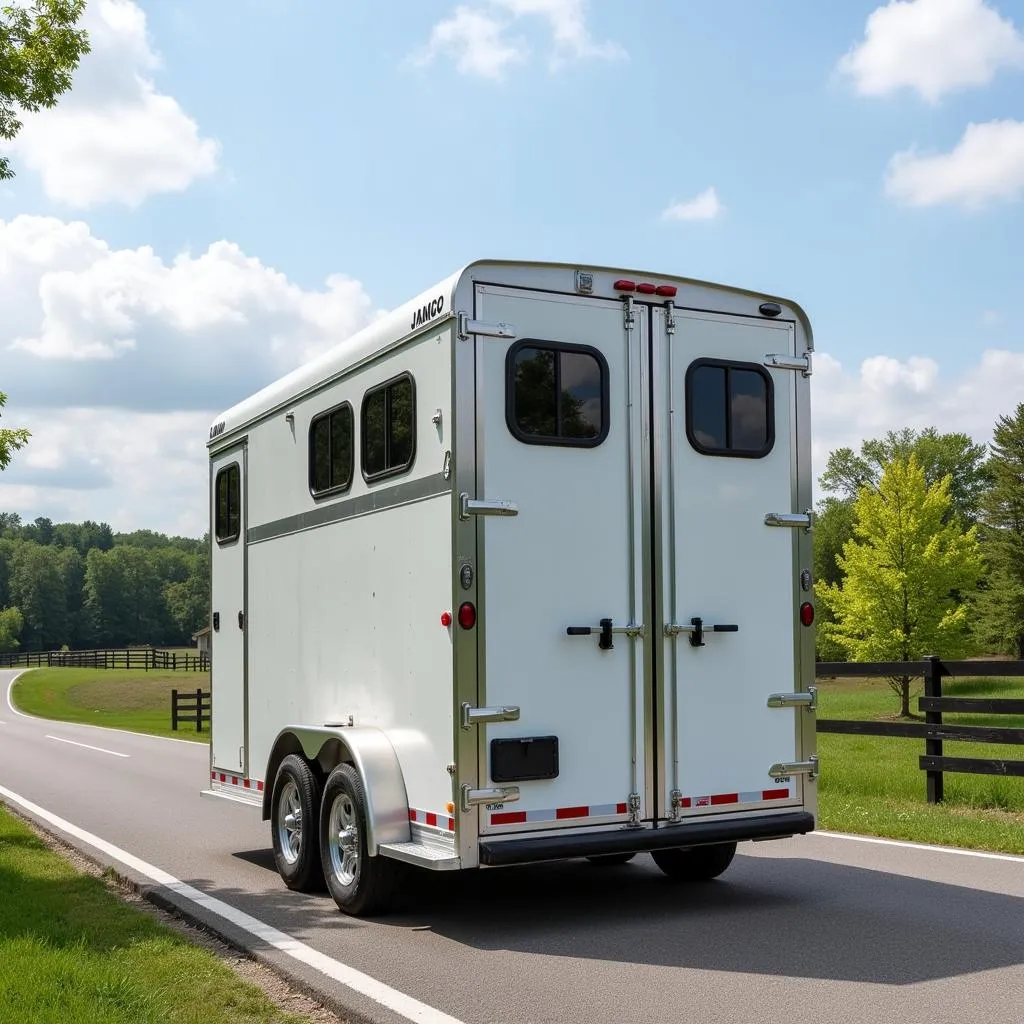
[688,617,739,647]
[566,618,615,650]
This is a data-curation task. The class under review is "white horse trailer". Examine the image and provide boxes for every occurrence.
[202,259,819,916]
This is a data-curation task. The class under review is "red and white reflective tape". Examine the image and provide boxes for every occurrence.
[490,801,627,826]
[212,770,264,793]
[683,788,791,809]
[409,808,455,832]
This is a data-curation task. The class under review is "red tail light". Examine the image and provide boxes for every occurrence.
[458,602,477,629]
[655,285,677,297]
[613,279,636,292]
[800,602,814,627]
[635,282,657,294]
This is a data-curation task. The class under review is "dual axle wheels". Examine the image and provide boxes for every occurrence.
[270,755,398,916]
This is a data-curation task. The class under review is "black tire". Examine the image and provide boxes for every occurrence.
[651,842,737,881]
[270,754,324,892]
[586,853,636,866]
[319,763,399,916]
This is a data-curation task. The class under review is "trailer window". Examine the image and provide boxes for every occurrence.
[215,464,241,543]
[309,402,354,497]
[506,341,608,447]
[362,373,416,481]
[685,359,774,458]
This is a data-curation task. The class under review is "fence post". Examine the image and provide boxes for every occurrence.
[196,687,204,732]
[924,654,944,804]
[171,688,179,731]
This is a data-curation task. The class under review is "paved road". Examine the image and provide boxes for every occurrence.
[1,668,1022,1024]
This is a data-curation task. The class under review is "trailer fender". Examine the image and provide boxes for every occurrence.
[262,725,411,854]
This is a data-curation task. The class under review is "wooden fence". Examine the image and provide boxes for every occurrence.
[816,656,1024,803]
[0,647,209,672]
[171,688,211,732]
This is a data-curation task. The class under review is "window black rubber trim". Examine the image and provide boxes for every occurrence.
[684,356,775,459]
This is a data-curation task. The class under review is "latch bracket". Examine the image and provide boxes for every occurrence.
[765,352,812,377]
[461,703,521,730]
[768,755,819,780]
[458,312,516,341]
[767,687,817,711]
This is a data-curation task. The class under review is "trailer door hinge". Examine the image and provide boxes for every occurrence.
[462,784,520,810]
[765,352,812,377]
[461,702,521,730]
[458,312,516,341]
[623,296,635,331]
[768,756,819,780]
[767,687,817,712]
[664,299,676,335]
[627,792,641,827]
[460,493,519,520]
[764,510,814,532]
[669,788,684,822]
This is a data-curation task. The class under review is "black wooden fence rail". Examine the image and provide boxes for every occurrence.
[0,647,209,672]
[816,656,1024,803]
[171,688,210,732]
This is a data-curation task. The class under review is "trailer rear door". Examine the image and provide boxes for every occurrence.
[472,284,649,834]
[652,309,805,819]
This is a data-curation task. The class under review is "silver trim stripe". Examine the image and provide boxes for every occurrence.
[247,472,451,544]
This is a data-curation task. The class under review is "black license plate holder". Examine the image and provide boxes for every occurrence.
[490,736,559,783]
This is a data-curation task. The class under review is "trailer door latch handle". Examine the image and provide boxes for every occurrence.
[665,617,739,647]
[566,619,644,650]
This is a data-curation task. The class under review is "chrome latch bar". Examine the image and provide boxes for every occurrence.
[669,788,684,823]
[764,511,813,531]
[566,619,644,650]
[461,785,520,810]
[765,352,812,377]
[460,493,518,520]
[457,312,516,340]
[768,756,819,780]
[767,688,817,711]
[461,703,520,730]
[665,617,739,647]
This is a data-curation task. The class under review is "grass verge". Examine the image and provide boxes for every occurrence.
[0,804,322,1024]
[9,668,209,742]
[816,674,1024,855]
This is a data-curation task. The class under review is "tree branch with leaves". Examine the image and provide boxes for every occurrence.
[0,0,90,181]
[0,391,30,470]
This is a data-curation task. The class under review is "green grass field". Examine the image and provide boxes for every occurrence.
[0,805,310,1024]
[10,668,210,742]
[816,673,1024,854]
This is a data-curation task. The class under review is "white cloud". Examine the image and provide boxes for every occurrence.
[0,214,383,533]
[981,309,1003,326]
[410,0,623,79]
[8,0,219,207]
[661,187,722,222]
[837,0,1024,103]
[884,119,1024,208]
[811,348,1024,492]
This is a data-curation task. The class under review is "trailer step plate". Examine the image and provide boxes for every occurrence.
[379,841,461,871]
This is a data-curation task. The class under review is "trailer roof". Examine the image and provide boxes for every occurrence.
[207,259,810,446]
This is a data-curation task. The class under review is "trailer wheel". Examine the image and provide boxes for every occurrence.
[271,754,324,892]
[651,842,736,881]
[586,853,636,866]
[319,763,398,916]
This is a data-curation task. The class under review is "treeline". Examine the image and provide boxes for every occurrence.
[814,405,1024,666]
[0,514,209,652]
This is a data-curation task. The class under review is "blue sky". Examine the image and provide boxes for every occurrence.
[1,0,1023,534]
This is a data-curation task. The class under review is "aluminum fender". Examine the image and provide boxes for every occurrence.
[270,725,411,853]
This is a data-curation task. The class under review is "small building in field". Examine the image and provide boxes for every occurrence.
[192,626,211,658]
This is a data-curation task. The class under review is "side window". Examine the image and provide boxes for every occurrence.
[309,402,354,497]
[506,340,609,447]
[215,463,241,543]
[361,373,416,481]
[685,358,774,458]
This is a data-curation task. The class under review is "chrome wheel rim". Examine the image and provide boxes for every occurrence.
[276,780,302,865]
[327,792,359,888]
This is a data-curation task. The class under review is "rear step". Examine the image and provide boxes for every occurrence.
[478,811,814,866]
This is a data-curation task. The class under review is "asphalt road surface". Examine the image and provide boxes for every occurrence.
[1,668,1022,1024]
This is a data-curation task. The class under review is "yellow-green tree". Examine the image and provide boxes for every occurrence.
[819,455,984,717]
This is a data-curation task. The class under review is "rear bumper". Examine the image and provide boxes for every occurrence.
[478,810,814,867]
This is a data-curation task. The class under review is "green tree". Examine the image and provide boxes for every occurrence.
[812,497,857,660]
[84,546,164,645]
[0,0,89,181]
[820,427,988,527]
[0,605,22,652]
[819,456,984,717]
[0,391,30,470]
[9,541,68,648]
[974,403,1024,657]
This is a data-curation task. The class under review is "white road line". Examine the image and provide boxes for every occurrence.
[0,784,467,1024]
[45,735,130,758]
[811,830,1024,864]
[3,672,203,747]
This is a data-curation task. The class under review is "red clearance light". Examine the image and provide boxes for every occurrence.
[440,611,452,627]
[635,282,657,294]
[800,602,815,627]
[613,279,636,292]
[458,602,477,629]
[655,285,677,297]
